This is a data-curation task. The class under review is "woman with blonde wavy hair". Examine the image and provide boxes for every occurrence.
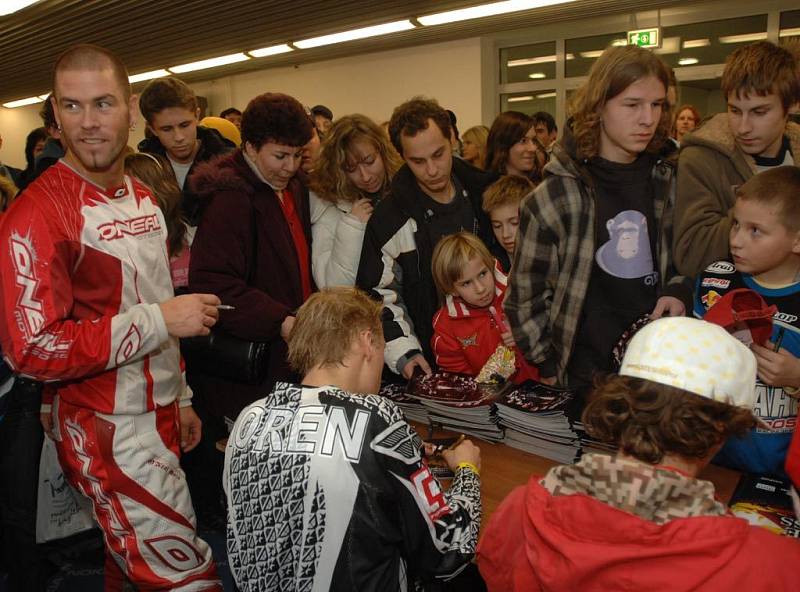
[309,114,403,287]
[505,45,690,390]
[461,125,489,169]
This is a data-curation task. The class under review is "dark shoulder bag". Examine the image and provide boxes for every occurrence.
[182,195,270,385]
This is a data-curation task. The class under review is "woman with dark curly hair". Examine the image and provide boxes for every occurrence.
[188,92,314,421]
[309,114,403,287]
[505,45,691,389]
[485,111,547,183]
[478,317,799,591]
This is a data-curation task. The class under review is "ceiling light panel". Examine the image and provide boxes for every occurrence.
[248,44,294,58]
[169,53,250,74]
[129,69,170,83]
[0,0,40,17]
[508,95,534,102]
[295,20,414,49]
[683,38,710,48]
[419,0,576,26]
[678,57,699,66]
[3,96,44,108]
[718,32,767,44]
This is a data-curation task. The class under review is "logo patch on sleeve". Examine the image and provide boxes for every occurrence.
[411,465,450,520]
[701,277,731,289]
[704,261,735,274]
[701,290,721,310]
[457,333,478,348]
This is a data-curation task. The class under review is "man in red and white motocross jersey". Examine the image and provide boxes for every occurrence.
[0,44,222,591]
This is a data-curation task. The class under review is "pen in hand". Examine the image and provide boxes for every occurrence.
[774,327,786,352]
[216,304,235,311]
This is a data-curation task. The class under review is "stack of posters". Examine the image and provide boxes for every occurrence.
[379,381,429,424]
[406,372,505,442]
[729,474,799,538]
[496,381,580,463]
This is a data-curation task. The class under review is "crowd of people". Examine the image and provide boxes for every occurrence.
[0,35,798,592]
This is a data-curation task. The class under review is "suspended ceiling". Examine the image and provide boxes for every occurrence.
[0,0,698,103]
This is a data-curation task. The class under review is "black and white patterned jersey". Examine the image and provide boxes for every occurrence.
[223,382,481,592]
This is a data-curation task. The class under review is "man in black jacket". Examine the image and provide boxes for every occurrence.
[138,77,231,225]
[356,97,493,378]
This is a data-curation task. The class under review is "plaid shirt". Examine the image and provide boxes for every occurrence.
[505,138,690,382]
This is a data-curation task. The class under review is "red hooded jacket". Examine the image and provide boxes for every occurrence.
[431,264,538,383]
[477,476,800,592]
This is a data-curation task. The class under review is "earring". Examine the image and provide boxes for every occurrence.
[130,123,137,131]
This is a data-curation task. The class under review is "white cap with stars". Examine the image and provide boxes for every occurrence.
[619,316,758,410]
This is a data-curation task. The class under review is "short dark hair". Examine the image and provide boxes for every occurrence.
[736,165,800,232]
[241,93,314,150]
[583,375,754,464]
[139,78,197,124]
[53,44,130,100]
[24,127,49,169]
[388,97,451,156]
[722,41,800,112]
[446,109,460,142]
[220,107,241,119]
[532,111,557,134]
[39,95,58,129]
[311,105,333,121]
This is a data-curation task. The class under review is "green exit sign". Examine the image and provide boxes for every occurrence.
[627,27,661,49]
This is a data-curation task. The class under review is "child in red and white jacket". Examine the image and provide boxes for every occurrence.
[431,231,538,383]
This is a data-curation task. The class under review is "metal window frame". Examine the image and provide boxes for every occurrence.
[483,0,796,126]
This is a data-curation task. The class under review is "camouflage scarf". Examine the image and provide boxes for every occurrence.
[541,453,728,524]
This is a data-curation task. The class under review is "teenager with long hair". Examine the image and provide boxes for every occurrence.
[505,45,690,389]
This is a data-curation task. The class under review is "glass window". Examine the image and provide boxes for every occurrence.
[780,9,800,37]
[500,90,557,117]
[565,32,626,78]
[657,15,768,70]
[500,41,556,84]
[676,79,726,122]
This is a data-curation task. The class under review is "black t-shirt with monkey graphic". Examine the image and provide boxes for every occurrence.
[568,153,659,385]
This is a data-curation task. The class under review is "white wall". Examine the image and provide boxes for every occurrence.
[0,104,46,169]
[192,37,483,131]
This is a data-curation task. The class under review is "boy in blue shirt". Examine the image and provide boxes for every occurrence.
[695,165,800,475]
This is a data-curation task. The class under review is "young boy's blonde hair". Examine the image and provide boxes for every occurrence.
[482,175,534,214]
[288,287,383,376]
[431,232,495,296]
[736,166,800,232]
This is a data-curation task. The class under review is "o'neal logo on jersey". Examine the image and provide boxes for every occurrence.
[10,231,70,357]
[10,231,44,338]
[97,214,162,241]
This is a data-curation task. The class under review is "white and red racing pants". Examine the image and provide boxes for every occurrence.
[54,398,221,591]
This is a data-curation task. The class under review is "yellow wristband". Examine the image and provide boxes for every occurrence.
[456,462,480,476]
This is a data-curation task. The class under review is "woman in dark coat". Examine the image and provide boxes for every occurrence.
[188,93,314,423]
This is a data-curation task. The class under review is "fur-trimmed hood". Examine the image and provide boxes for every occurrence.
[682,112,800,174]
[188,150,306,221]
[189,150,257,199]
